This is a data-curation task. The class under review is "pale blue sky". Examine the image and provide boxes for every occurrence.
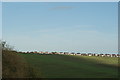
[0,2,2,39]
[2,2,118,53]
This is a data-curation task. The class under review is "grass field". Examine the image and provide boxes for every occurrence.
[19,54,118,78]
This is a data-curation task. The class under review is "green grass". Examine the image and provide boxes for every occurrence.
[74,55,118,66]
[19,54,118,78]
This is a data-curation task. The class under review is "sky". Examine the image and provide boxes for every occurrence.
[2,2,118,53]
[1,0,120,2]
[0,1,1,78]
[0,2,2,39]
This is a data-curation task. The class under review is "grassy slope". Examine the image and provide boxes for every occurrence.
[74,55,118,66]
[19,54,118,78]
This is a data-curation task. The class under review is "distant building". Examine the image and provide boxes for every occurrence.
[88,53,92,56]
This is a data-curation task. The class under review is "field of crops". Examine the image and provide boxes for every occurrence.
[19,54,118,78]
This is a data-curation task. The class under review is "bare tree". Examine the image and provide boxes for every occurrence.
[0,40,14,51]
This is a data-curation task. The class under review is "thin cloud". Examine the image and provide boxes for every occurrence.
[50,6,74,10]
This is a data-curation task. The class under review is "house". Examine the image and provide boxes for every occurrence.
[81,53,87,56]
[117,54,120,57]
[76,53,81,55]
[88,53,92,56]
[99,54,105,57]
[111,54,117,57]
[59,52,64,54]
[64,52,69,55]
[71,52,75,55]
[95,54,100,56]
[105,54,111,57]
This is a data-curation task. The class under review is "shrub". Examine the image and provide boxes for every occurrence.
[1,40,36,78]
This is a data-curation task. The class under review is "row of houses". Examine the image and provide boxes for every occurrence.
[21,51,120,57]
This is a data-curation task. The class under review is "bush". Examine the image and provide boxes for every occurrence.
[2,50,32,78]
[2,50,39,78]
[1,41,41,78]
